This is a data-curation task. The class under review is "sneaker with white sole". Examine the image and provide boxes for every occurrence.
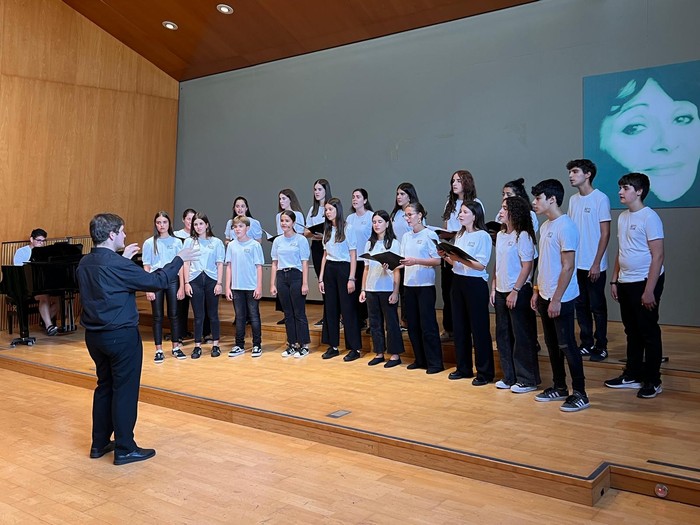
[228,346,245,357]
[293,347,309,358]
[154,351,164,364]
[251,346,262,358]
[535,386,569,402]
[637,382,663,399]
[604,374,642,389]
[578,345,593,356]
[281,346,297,358]
[494,380,511,389]
[560,391,590,412]
[510,383,537,394]
[172,348,187,360]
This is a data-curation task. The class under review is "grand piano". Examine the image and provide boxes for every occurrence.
[0,243,83,347]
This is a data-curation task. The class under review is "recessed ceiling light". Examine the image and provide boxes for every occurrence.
[217,4,233,15]
[162,21,178,30]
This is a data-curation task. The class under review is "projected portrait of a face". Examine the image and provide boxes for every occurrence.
[584,60,700,208]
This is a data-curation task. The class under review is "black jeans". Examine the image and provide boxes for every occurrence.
[537,296,586,394]
[618,274,665,384]
[321,261,362,350]
[404,285,443,371]
[86,327,142,454]
[233,290,261,347]
[276,269,310,346]
[189,273,220,343]
[150,280,180,346]
[451,275,494,380]
[494,284,539,386]
[575,269,608,349]
[366,291,404,355]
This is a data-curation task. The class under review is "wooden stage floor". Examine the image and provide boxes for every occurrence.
[1,300,699,508]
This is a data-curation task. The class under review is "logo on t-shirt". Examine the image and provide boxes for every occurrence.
[630,225,637,231]
[417,240,423,245]
[547,232,553,238]
[584,207,591,213]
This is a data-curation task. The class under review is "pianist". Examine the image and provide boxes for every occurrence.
[77,213,199,466]
[13,228,59,336]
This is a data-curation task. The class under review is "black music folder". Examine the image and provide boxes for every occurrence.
[359,251,402,270]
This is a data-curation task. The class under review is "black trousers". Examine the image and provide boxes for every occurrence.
[189,273,220,343]
[366,291,404,355]
[321,261,362,350]
[451,275,494,380]
[276,268,310,346]
[618,274,665,384]
[404,285,443,371]
[537,297,586,394]
[86,327,142,454]
[575,269,608,349]
[150,279,180,346]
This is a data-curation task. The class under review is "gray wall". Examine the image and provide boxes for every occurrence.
[175,0,700,327]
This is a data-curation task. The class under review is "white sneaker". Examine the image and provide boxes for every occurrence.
[281,346,296,357]
[510,383,537,394]
[495,380,511,389]
[293,347,309,358]
[251,346,262,358]
[228,346,245,357]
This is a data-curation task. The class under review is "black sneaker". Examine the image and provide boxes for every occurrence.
[211,346,221,358]
[637,382,663,399]
[154,351,164,364]
[46,324,59,336]
[560,391,590,412]
[604,374,641,389]
[578,345,593,356]
[535,386,569,402]
[322,347,340,360]
[589,348,608,362]
[191,347,202,359]
[343,349,361,362]
[172,348,187,360]
[313,319,324,326]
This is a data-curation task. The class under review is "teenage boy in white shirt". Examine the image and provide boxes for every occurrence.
[605,173,665,399]
[567,159,611,362]
[530,179,589,412]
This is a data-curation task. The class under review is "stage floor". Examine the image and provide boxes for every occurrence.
[1,300,699,506]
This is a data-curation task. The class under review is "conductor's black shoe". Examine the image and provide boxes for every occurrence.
[114,447,156,466]
[89,441,115,459]
[426,367,444,375]
[276,318,286,325]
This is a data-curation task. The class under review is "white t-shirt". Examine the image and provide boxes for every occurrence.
[392,209,412,242]
[142,236,181,271]
[13,245,31,266]
[346,212,372,257]
[567,189,611,271]
[225,238,264,290]
[495,230,535,293]
[224,217,263,241]
[323,225,357,262]
[618,206,664,283]
[306,205,325,227]
[445,198,485,232]
[173,229,190,240]
[271,233,310,271]
[183,237,225,281]
[275,211,305,235]
[363,239,400,293]
[537,215,579,302]
[451,230,491,280]
[400,227,440,287]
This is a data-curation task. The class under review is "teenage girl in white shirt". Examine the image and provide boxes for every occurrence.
[224,196,263,244]
[347,188,373,328]
[359,210,404,368]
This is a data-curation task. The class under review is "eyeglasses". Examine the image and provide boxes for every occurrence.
[34,238,46,243]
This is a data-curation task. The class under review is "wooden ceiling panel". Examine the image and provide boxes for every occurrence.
[62,0,537,81]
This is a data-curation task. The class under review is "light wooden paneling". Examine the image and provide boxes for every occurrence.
[0,0,178,245]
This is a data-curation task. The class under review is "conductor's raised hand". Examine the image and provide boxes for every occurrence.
[122,243,140,259]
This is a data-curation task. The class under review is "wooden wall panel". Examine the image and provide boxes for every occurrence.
[0,0,178,245]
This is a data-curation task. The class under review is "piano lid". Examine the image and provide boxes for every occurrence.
[30,243,83,262]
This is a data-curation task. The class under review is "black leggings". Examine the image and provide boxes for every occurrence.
[150,279,180,346]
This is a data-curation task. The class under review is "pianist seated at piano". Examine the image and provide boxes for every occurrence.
[13,228,59,336]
